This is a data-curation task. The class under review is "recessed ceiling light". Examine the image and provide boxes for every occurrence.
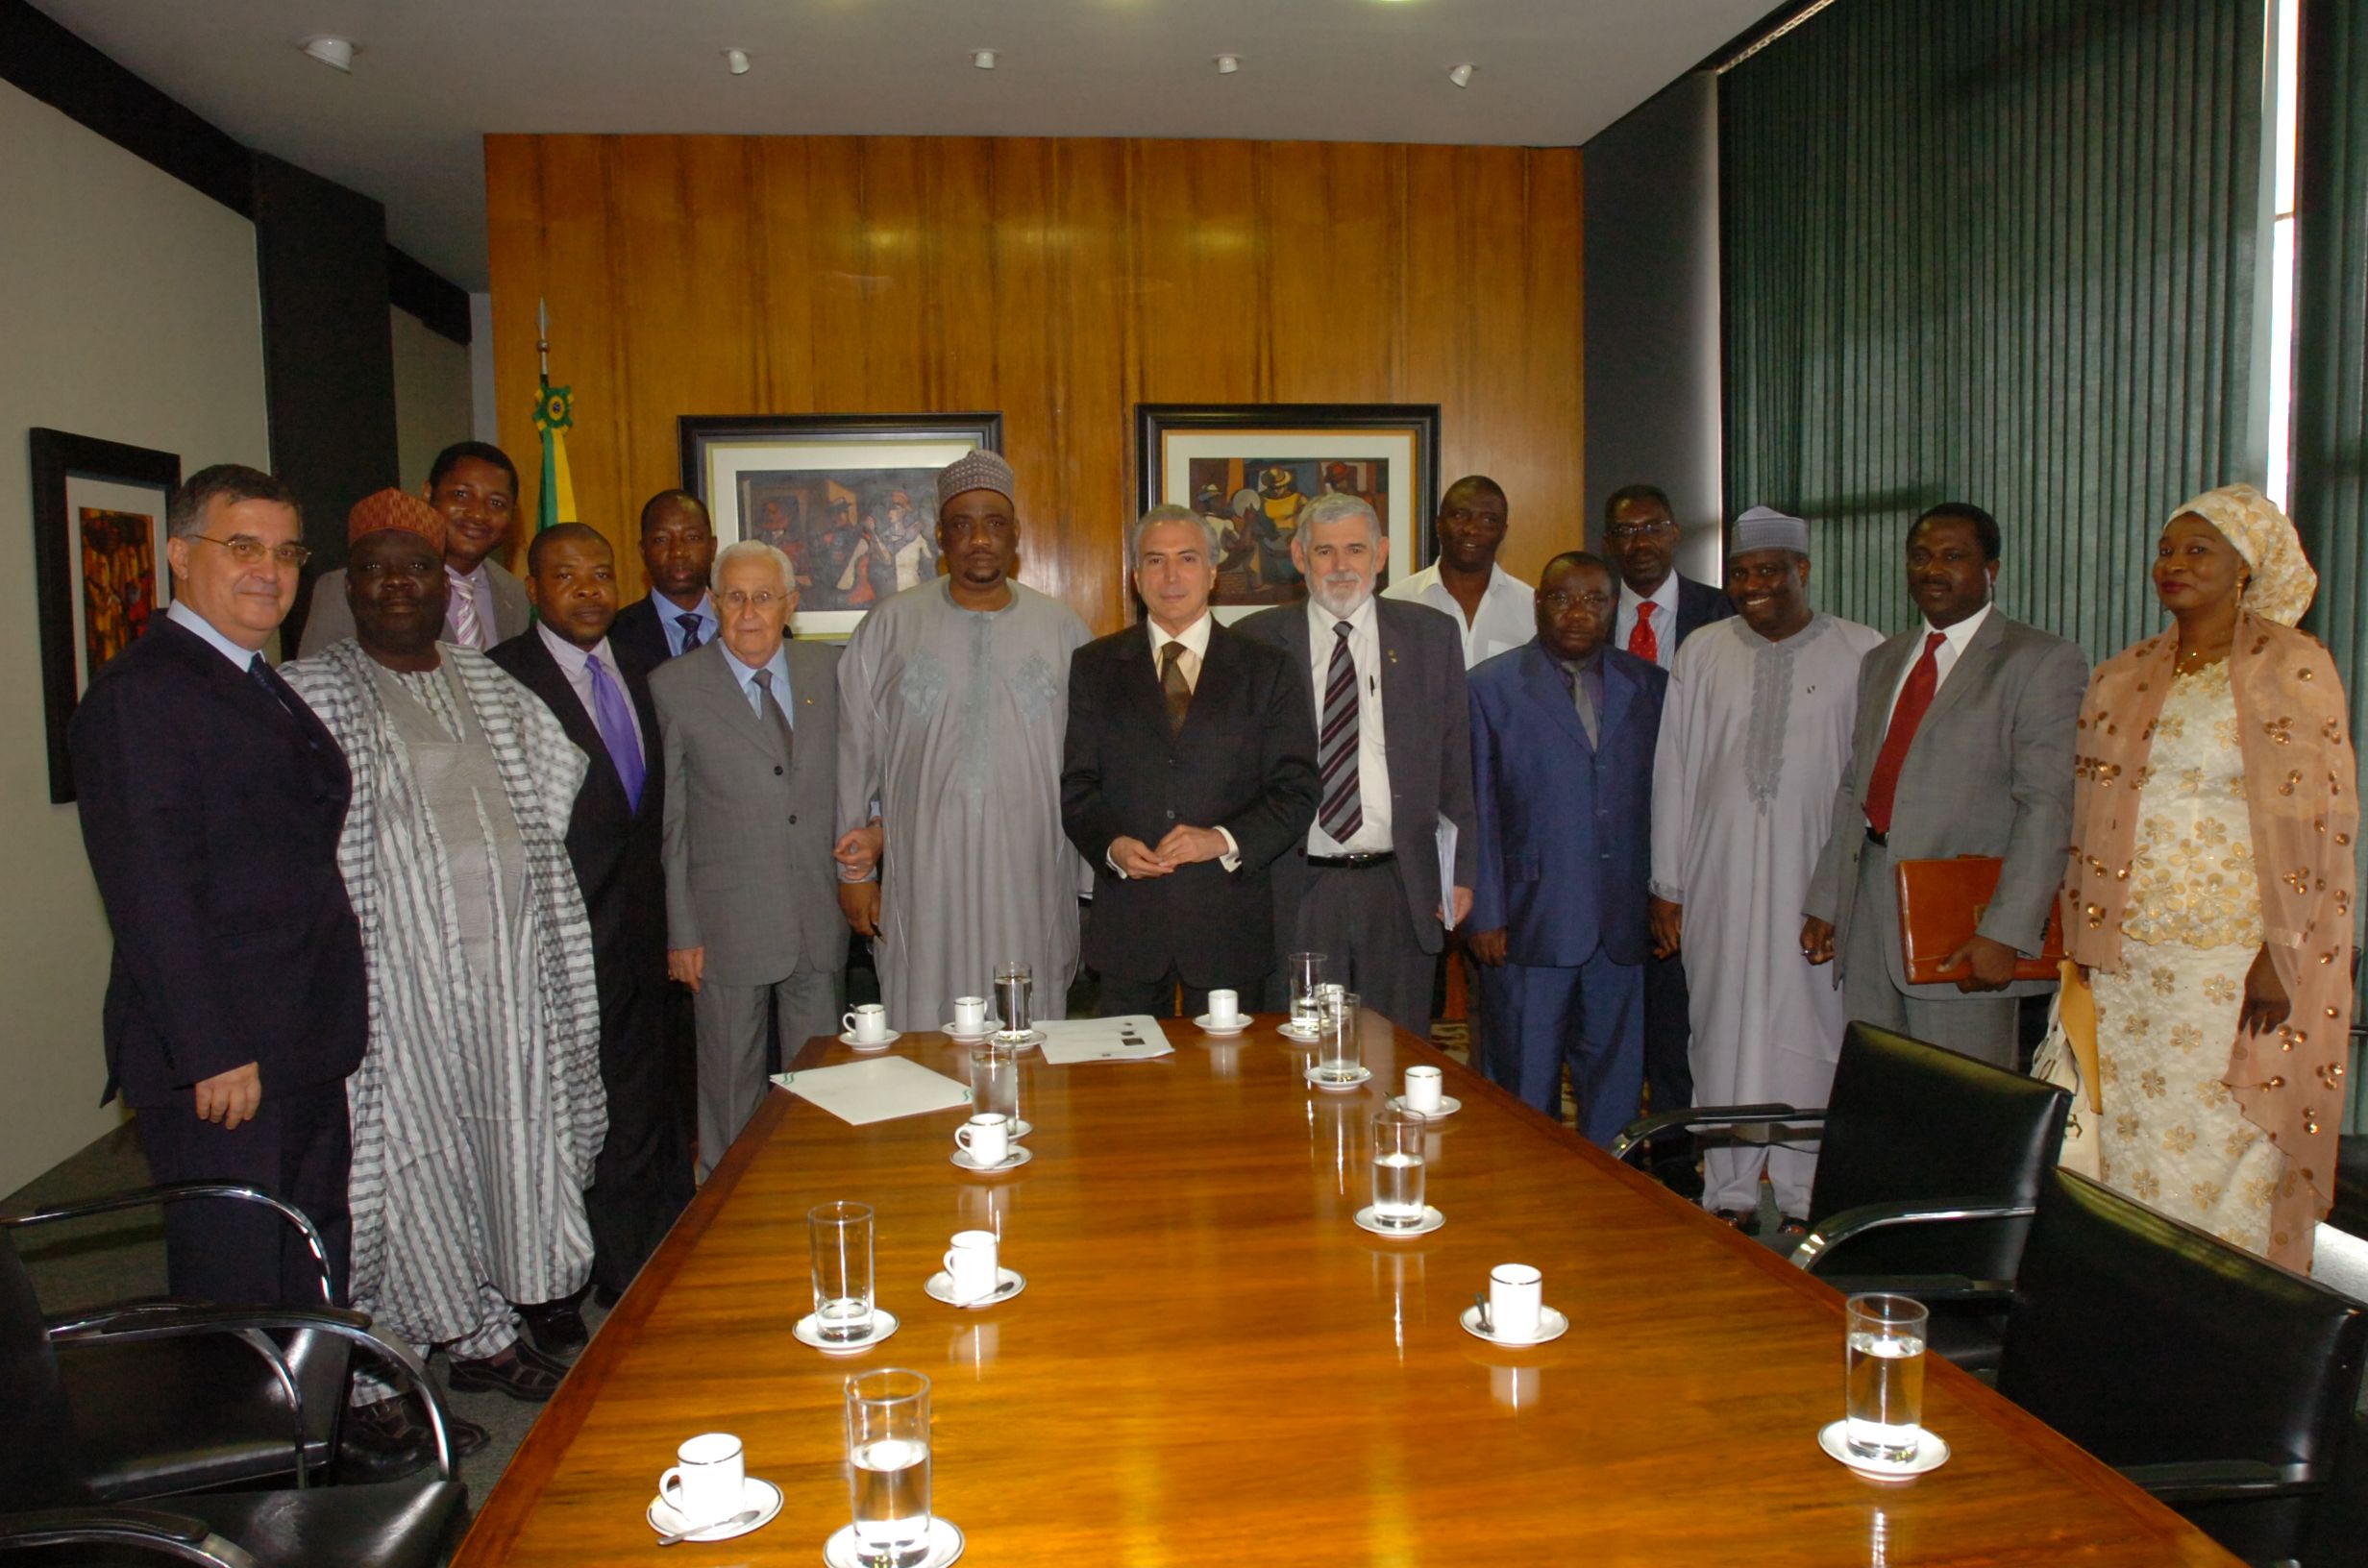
[297,35,356,72]
[724,48,752,76]
[973,49,999,69]
[1215,55,1241,75]
[1447,61,1476,88]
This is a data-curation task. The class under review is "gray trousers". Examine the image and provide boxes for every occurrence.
[1841,845,2019,1069]
[693,968,844,1179]
[1272,860,1435,1037]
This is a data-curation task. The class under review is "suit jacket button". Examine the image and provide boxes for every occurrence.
[775,765,785,776]
[1166,809,1175,821]
[789,814,798,825]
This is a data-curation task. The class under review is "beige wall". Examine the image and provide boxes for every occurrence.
[0,82,271,1196]
[390,305,474,490]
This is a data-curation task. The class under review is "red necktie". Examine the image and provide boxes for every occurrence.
[1628,600,1659,664]
[1863,631,1947,836]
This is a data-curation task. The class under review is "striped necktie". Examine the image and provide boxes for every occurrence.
[1317,621,1363,841]
[677,613,704,652]
[445,566,483,648]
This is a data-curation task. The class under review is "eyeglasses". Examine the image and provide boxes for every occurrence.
[1604,520,1678,542]
[1539,590,1613,612]
[193,533,311,570]
[719,589,788,611]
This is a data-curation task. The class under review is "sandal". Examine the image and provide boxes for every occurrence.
[1713,1207,1759,1231]
[1777,1214,1812,1239]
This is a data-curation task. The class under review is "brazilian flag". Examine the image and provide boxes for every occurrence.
[532,376,578,532]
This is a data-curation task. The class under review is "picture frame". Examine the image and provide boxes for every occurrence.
[29,428,182,803]
[679,412,1003,637]
[1135,403,1442,624]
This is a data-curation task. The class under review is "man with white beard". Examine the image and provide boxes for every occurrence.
[1238,494,1478,1034]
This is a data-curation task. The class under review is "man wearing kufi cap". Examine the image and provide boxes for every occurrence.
[832,450,1092,1029]
[1647,506,1886,1234]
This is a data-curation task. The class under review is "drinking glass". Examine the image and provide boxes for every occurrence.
[1369,1109,1426,1227]
[1286,952,1328,1033]
[970,1041,1023,1133]
[809,1201,876,1344]
[845,1369,933,1567]
[1316,989,1362,1082]
[1843,1293,1929,1463]
[994,961,1033,1041]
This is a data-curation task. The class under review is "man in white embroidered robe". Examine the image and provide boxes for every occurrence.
[1648,507,1884,1231]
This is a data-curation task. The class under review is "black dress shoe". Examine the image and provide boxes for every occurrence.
[447,1338,570,1402]
[591,1283,624,1310]
[340,1395,488,1480]
[517,1294,589,1360]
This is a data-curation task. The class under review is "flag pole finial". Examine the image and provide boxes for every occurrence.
[536,297,550,380]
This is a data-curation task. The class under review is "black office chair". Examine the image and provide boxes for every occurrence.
[0,1182,355,1498]
[0,1214,466,1567]
[1615,1022,2070,1370]
[1996,1169,2368,1565]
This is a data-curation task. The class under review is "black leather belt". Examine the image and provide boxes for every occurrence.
[1864,826,1887,847]
[1308,851,1396,870]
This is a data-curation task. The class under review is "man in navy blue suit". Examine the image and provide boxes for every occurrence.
[1467,551,1668,1146]
[70,464,367,1307]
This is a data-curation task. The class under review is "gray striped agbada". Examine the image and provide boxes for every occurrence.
[284,639,604,1362]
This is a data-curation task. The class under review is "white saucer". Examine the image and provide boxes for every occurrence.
[1458,1303,1570,1347]
[841,1029,901,1050]
[1816,1419,1951,1480]
[1306,1065,1373,1090]
[943,1023,999,1043]
[1353,1203,1443,1237]
[824,1517,965,1568]
[1192,1013,1250,1036]
[950,1144,1033,1173]
[1388,1094,1461,1119]
[924,1265,1026,1308]
[1278,1020,1324,1042]
[649,1476,782,1543]
[792,1307,900,1353]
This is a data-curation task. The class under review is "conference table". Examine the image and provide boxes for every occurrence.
[452,1012,2238,1566]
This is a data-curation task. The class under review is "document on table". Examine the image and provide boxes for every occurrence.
[771,1057,973,1125]
[1035,1016,1175,1065]
[1436,814,1460,930]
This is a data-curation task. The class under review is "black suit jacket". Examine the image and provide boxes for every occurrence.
[486,629,668,990]
[1062,623,1320,986]
[69,619,366,1108]
[608,595,678,673]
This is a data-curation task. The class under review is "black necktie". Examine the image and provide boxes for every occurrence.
[677,613,704,652]
[247,652,306,723]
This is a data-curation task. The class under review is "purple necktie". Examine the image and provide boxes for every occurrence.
[585,653,645,810]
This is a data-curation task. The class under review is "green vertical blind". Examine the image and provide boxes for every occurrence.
[1722,0,2265,657]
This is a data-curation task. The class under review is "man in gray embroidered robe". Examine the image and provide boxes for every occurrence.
[834,450,1091,1028]
[1647,507,1884,1231]
[284,491,603,1412]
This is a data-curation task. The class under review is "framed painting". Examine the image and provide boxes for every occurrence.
[1135,404,1442,624]
[679,413,1002,637]
[29,428,182,803]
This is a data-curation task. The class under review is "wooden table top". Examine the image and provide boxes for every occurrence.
[453,1013,2237,1567]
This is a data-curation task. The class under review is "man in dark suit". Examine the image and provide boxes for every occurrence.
[1603,482,1734,1193]
[69,464,366,1308]
[1468,552,1668,1144]
[299,442,531,655]
[1064,506,1320,1017]
[610,489,721,669]
[488,525,692,1346]
[1239,494,1479,1034]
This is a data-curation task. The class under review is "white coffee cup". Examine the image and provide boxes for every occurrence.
[1489,1262,1543,1342]
[660,1432,745,1525]
[843,1003,889,1042]
[952,995,989,1034]
[945,1228,999,1305]
[1404,1065,1444,1113]
[1206,989,1242,1026]
[954,1113,1010,1167]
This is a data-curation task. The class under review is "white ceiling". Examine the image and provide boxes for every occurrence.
[33,0,1774,289]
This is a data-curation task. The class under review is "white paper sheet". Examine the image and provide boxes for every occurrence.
[770,1057,974,1125]
[1436,813,1460,930]
[1033,1016,1175,1065]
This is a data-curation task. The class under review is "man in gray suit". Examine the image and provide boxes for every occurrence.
[1239,492,1478,1034]
[651,539,846,1175]
[1800,502,2088,1067]
[299,442,531,655]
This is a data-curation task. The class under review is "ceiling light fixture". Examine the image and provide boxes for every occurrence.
[1215,55,1241,75]
[1447,62,1475,88]
[973,49,999,69]
[724,48,752,75]
[297,35,356,72]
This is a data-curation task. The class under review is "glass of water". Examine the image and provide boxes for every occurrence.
[970,1041,1023,1134]
[846,1368,932,1567]
[1286,951,1327,1033]
[1316,988,1362,1082]
[993,960,1033,1041]
[1369,1108,1426,1228]
[809,1201,876,1344]
[1844,1293,1929,1463]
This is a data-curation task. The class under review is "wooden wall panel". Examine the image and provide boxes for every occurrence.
[488,134,1584,627]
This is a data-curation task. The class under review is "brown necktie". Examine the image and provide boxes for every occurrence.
[1160,641,1192,735]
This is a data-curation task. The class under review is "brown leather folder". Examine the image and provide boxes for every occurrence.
[1894,854,2064,985]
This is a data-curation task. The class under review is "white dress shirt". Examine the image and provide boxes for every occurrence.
[1382,562,1533,669]
[1304,595,1393,856]
[167,599,261,669]
[1883,601,1992,723]
[1111,612,1239,874]
[1613,572,1684,670]
[534,620,645,758]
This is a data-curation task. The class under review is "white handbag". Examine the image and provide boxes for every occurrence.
[2031,990,2102,1179]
